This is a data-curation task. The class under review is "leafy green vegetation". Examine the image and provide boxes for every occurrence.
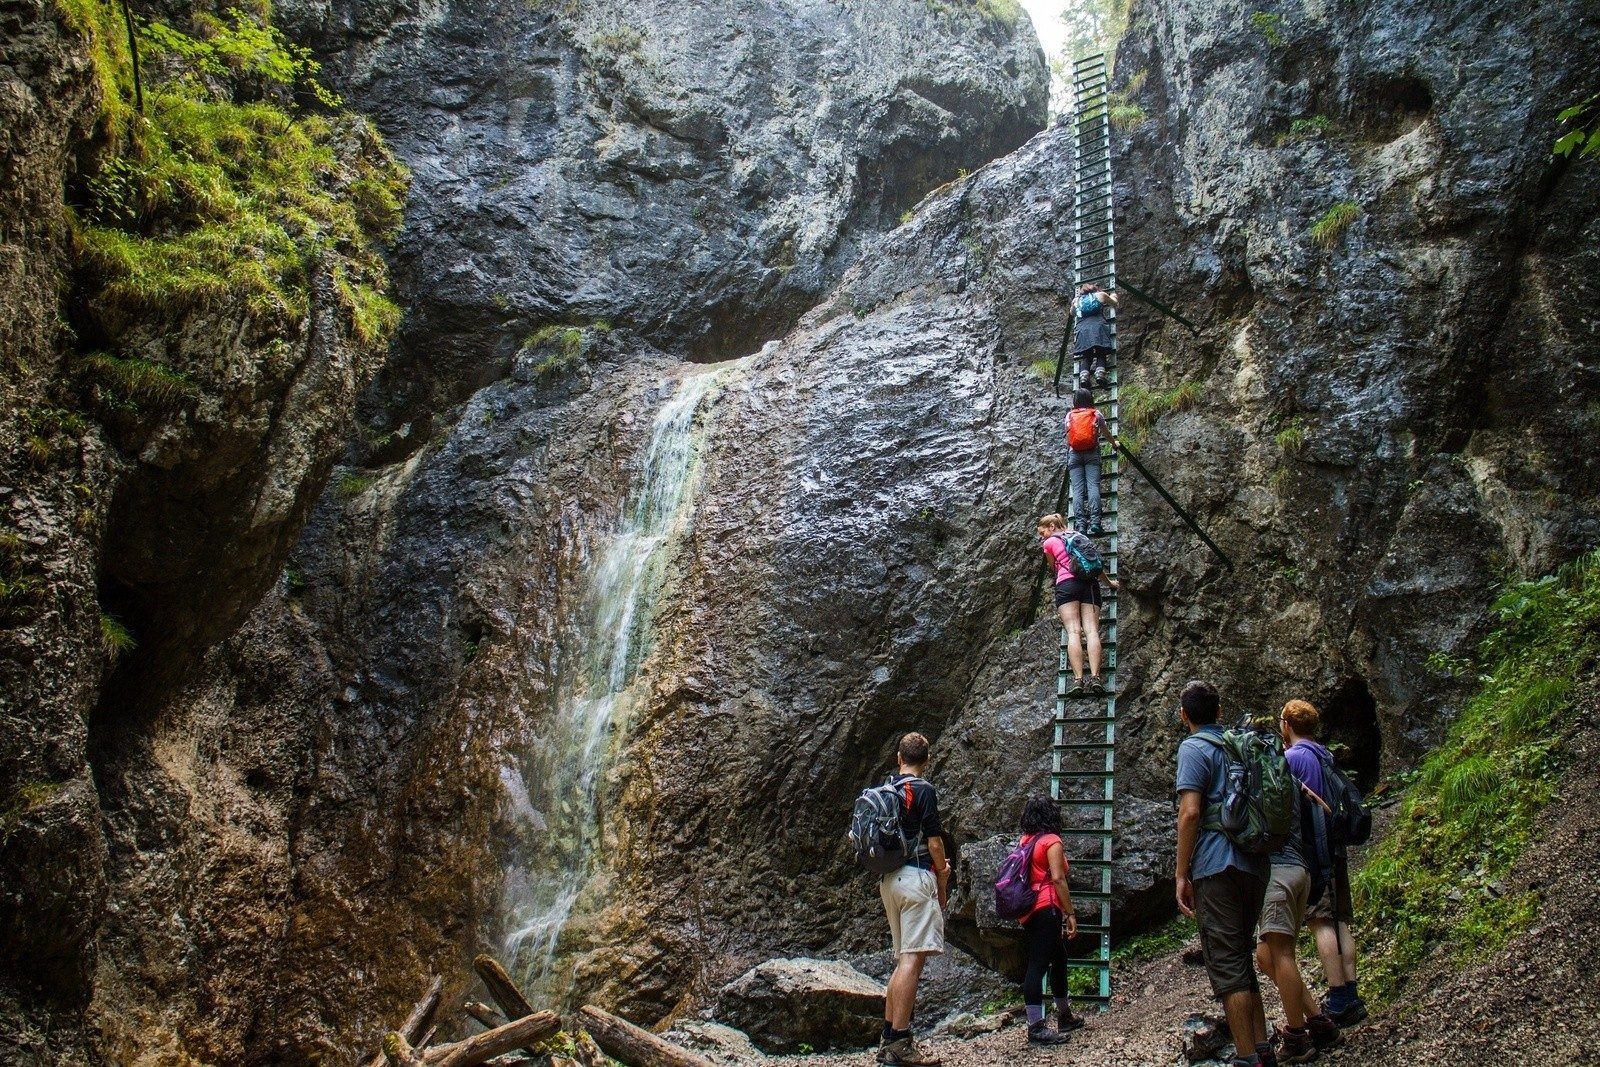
[1120,381,1203,450]
[521,325,588,377]
[1250,11,1284,47]
[337,472,376,498]
[1278,114,1334,145]
[1554,93,1600,161]
[1110,101,1147,130]
[1113,915,1195,963]
[1274,416,1305,454]
[1310,201,1362,248]
[61,2,406,369]
[1356,551,1600,1002]
[99,612,135,656]
[1059,0,1134,61]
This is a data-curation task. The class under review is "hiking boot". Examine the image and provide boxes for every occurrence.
[1093,365,1109,388]
[1088,526,1106,538]
[1305,1014,1340,1051]
[1324,998,1367,1027]
[1057,1007,1087,1032]
[1027,1021,1070,1046]
[1066,677,1089,697]
[1273,1026,1317,1064]
[1256,1041,1279,1067]
[878,1036,941,1065]
[1092,675,1114,694]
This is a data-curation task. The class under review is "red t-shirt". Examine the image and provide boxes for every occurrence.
[1020,832,1067,922]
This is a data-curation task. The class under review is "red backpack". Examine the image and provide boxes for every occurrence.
[1066,408,1099,452]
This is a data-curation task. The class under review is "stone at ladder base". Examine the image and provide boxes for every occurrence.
[714,957,887,1053]
[1181,1012,1235,1063]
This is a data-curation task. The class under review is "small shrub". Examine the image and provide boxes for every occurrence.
[521,324,587,377]
[337,471,376,498]
[1249,11,1284,47]
[1277,114,1334,146]
[1028,357,1058,380]
[899,209,914,225]
[1310,201,1363,248]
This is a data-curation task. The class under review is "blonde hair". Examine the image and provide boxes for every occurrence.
[1037,513,1067,532]
[1281,699,1321,737]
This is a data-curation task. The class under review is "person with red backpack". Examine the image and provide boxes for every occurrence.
[1064,388,1115,538]
[1005,797,1085,1046]
[1036,513,1119,695]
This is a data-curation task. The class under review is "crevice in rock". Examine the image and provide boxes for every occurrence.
[1351,72,1434,142]
[1320,676,1382,788]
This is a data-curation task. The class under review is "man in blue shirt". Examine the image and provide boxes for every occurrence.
[1174,681,1273,1067]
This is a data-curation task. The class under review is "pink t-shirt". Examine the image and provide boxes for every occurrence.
[1041,533,1075,584]
[1020,832,1067,922]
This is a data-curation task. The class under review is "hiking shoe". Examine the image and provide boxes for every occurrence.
[1027,1021,1070,1046]
[1305,1014,1340,1051]
[878,1036,941,1065]
[1057,1008,1087,1033]
[1088,526,1106,538]
[1273,1026,1317,1064]
[1093,366,1109,388]
[1092,675,1114,694]
[1256,1041,1279,1067]
[1066,678,1089,697]
[1324,998,1367,1027]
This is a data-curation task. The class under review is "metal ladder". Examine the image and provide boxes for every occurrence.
[1053,51,1118,1013]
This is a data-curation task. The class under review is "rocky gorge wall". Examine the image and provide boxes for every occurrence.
[4,0,1599,1063]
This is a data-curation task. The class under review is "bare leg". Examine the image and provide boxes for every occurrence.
[1311,920,1355,987]
[1080,602,1102,677]
[1221,988,1268,1059]
[1062,605,1085,680]
[1257,935,1311,1028]
[885,951,929,1031]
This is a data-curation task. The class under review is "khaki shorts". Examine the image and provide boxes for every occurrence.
[1259,863,1310,939]
[880,865,944,955]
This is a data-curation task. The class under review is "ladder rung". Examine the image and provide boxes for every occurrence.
[1065,889,1112,900]
[1055,717,1117,726]
[1053,770,1115,780]
[1054,797,1114,807]
[1054,742,1115,752]
[1066,958,1111,968]
[1069,858,1115,868]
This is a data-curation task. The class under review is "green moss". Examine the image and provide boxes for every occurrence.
[62,3,406,363]
[1310,201,1362,248]
[1278,114,1334,145]
[1119,381,1202,449]
[1,781,63,825]
[1274,416,1306,454]
[51,0,136,139]
[337,471,376,498]
[1355,551,1600,1003]
[521,324,589,377]
[1250,11,1284,47]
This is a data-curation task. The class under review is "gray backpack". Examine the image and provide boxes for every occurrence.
[849,777,925,874]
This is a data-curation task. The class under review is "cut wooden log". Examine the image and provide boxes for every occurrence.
[578,1005,714,1067]
[463,1001,506,1030]
[471,955,537,1021]
[368,976,444,1067]
[388,1010,559,1067]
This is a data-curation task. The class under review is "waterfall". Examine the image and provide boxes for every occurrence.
[499,366,731,985]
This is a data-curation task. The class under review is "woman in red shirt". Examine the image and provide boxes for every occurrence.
[1016,797,1085,1046]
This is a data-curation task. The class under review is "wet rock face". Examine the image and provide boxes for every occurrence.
[278,0,1048,423]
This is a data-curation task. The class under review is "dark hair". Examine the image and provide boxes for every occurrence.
[1180,680,1221,725]
[1073,387,1094,409]
[897,732,931,767]
[1019,796,1061,835]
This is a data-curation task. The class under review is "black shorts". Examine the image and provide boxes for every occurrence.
[1053,578,1102,608]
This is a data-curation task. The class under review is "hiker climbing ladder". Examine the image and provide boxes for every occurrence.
[1053,50,1118,1012]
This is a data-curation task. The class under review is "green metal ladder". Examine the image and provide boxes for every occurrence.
[1053,51,1119,1013]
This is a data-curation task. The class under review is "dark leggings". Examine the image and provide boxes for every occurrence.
[1022,907,1068,1005]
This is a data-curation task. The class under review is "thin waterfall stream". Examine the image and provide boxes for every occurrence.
[498,365,735,988]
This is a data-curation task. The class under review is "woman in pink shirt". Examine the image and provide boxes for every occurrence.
[1037,513,1119,695]
[1014,797,1084,1046]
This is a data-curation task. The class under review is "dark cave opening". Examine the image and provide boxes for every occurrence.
[1320,676,1383,787]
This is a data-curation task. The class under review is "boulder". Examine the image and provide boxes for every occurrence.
[661,1021,768,1065]
[715,957,887,1053]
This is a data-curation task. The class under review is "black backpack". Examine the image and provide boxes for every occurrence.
[849,776,926,874]
[1313,749,1372,852]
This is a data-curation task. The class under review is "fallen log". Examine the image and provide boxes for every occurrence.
[578,1005,714,1067]
[471,955,536,1021]
[385,1011,560,1067]
[366,976,444,1067]
[463,1001,505,1030]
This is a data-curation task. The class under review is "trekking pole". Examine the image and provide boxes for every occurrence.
[1114,441,1234,571]
[1025,466,1074,625]
[1117,280,1199,335]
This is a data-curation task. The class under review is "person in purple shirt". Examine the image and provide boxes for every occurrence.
[1280,700,1368,1026]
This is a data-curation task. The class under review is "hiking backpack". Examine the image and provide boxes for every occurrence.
[1312,749,1372,851]
[1051,531,1103,578]
[1193,727,1298,855]
[849,776,924,874]
[1066,408,1100,452]
[993,837,1042,921]
[1077,292,1103,317]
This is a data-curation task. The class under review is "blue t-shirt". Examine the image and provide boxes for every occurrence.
[1175,726,1269,882]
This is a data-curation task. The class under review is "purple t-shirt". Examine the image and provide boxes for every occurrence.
[1286,739,1331,799]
